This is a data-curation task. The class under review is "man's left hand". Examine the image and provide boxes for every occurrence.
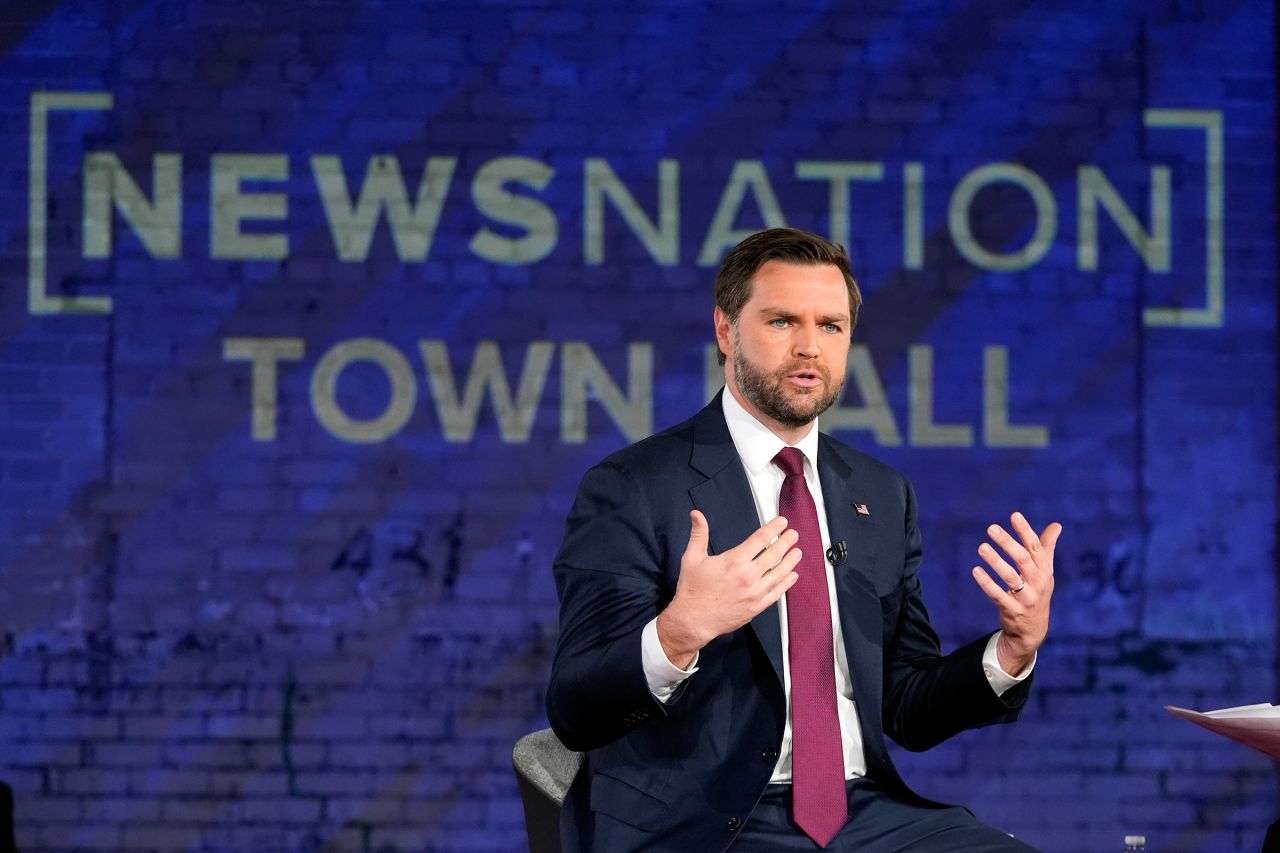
[970,512,1062,677]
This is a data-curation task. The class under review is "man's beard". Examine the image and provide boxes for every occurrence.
[733,337,845,429]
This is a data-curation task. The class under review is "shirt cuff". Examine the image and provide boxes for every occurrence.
[982,631,1035,697]
[642,617,699,703]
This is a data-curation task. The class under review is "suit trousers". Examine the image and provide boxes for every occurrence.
[731,778,1040,852]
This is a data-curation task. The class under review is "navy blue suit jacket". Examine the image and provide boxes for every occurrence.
[546,394,1030,852]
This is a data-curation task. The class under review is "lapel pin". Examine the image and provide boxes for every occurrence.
[855,503,870,516]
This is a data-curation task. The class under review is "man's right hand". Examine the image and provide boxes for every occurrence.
[656,510,801,669]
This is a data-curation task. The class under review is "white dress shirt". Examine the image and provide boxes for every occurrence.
[641,389,1032,782]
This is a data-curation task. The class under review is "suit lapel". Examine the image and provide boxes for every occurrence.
[688,395,786,685]
[817,436,885,719]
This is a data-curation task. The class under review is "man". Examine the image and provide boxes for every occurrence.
[546,227,1060,852]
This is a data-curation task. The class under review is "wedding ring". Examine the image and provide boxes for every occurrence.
[1009,580,1027,594]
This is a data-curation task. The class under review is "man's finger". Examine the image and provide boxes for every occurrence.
[1009,512,1041,554]
[978,543,1024,590]
[1040,522,1063,558]
[763,568,800,607]
[988,524,1036,574]
[770,543,803,577]
[684,509,710,561]
[737,515,790,559]
[971,566,1018,608]
[971,566,1030,613]
[755,528,799,571]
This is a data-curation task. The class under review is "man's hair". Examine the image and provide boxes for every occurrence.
[713,227,862,365]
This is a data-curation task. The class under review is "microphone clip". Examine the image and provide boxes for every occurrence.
[826,540,847,566]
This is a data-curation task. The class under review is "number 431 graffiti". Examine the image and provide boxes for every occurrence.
[329,514,465,592]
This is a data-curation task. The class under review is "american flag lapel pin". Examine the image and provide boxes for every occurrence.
[855,503,870,516]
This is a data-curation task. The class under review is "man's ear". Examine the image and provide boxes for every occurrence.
[713,306,733,359]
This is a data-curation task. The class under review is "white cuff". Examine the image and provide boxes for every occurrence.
[982,631,1035,697]
[641,617,699,703]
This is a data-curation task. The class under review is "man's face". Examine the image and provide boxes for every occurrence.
[716,260,852,437]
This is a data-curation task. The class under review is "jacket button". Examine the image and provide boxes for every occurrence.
[760,746,779,761]
[726,817,741,832]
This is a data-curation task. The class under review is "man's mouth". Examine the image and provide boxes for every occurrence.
[785,369,824,389]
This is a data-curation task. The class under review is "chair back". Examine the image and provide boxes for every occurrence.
[512,728,583,853]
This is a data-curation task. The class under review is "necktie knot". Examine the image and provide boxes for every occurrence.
[773,446,806,479]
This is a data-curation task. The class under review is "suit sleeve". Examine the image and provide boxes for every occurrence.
[881,478,1031,752]
[545,461,677,752]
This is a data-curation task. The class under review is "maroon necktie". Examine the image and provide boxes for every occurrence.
[773,447,847,848]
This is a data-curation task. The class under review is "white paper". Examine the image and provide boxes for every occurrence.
[1165,703,1280,759]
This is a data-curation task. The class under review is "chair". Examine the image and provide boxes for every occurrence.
[0,780,16,853]
[512,728,583,853]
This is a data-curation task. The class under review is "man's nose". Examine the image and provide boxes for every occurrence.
[792,324,820,357]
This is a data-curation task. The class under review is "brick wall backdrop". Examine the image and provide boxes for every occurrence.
[0,1,1275,851]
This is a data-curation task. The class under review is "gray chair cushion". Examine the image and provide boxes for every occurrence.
[513,727,583,806]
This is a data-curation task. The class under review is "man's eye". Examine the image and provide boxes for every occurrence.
[823,323,842,333]
[771,319,788,328]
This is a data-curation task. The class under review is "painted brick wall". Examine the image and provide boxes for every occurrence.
[0,1,1274,851]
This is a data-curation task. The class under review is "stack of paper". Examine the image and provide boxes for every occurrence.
[1165,704,1280,759]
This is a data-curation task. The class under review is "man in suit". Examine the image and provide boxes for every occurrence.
[546,227,1060,852]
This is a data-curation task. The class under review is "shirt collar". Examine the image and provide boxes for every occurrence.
[721,385,821,477]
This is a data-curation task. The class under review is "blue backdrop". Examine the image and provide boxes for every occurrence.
[0,2,1275,850]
